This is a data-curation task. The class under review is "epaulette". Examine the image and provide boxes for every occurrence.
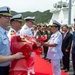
[56,32,60,34]
[10,30,16,35]
[24,27,27,29]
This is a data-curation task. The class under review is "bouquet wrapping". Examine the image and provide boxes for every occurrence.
[9,35,47,75]
[9,35,35,75]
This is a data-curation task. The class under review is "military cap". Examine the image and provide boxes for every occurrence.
[51,20,61,27]
[0,6,11,17]
[37,24,41,27]
[24,16,35,23]
[47,25,51,28]
[43,25,47,28]
[10,14,23,22]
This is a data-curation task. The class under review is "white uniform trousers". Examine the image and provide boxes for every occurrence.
[51,59,61,75]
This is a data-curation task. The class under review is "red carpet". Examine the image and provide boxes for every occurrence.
[33,55,68,75]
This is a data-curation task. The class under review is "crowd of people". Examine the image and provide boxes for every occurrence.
[0,6,75,75]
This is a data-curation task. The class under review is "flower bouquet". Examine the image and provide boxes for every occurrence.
[9,35,35,75]
[9,35,47,75]
[36,35,47,42]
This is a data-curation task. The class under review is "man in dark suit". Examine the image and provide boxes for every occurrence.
[62,25,72,72]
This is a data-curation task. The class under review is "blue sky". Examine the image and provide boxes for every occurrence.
[0,0,66,12]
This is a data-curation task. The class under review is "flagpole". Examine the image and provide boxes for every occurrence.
[68,0,72,25]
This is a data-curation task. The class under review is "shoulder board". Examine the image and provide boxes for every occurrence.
[24,27,27,29]
[10,30,16,35]
[56,32,60,34]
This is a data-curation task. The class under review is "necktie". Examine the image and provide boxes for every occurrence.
[63,33,66,39]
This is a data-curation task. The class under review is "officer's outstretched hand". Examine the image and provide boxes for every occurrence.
[37,42,42,47]
[12,52,25,60]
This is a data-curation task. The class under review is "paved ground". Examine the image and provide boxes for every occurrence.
[61,61,73,75]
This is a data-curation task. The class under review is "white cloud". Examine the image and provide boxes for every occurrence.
[0,0,67,12]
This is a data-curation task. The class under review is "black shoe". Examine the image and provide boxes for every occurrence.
[61,67,66,70]
[64,69,69,72]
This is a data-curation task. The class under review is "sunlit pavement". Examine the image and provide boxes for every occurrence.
[61,60,73,75]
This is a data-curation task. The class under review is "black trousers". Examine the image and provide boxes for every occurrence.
[62,51,70,70]
[43,46,48,58]
[72,54,75,74]
[0,66,9,75]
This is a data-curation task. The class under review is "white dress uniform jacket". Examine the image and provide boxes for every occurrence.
[46,31,63,75]
[20,27,33,37]
[46,31,63,59]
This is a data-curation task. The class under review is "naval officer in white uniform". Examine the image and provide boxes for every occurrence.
[42,20,63,75]
[7,14,23,40]
[20,16,36,75]
[20,16,35,37]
